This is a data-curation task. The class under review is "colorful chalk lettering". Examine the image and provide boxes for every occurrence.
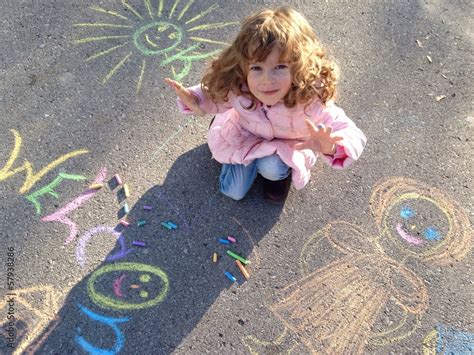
[0,129,88,194]
[75,304,130,355]
[25,172,87,215]
[75,226,121,268]
[42,167,107,244]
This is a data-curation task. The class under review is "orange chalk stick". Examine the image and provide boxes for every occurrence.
[235,260,250,279]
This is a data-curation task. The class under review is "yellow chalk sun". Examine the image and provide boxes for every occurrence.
[73,0,238,92]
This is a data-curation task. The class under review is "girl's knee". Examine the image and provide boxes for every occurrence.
[220,186,246,200]
[257,155,289,181]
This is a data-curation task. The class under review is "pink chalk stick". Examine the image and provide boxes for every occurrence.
[119,219,130,227]
[227,236,237,243]
[114,174,123,185]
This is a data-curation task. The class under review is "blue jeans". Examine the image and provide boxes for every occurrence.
[219,154,290,200]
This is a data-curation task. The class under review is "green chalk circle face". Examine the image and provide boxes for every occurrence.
[87,262,169,310]
[133,21,182,56]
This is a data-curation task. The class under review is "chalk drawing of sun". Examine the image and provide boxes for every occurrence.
[73,0,239,92]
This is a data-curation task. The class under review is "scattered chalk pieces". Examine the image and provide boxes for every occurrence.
[123,184,130,197]
[137,220,147,227]
[224,271,237,283]
[212,253,218,263]
[227,235,237,243]
[132,240,146,247]
[89,183,103,190]
[143,205,153,211]
[119,219,130,227]
[114,174,123,185]
[236,260,250,279]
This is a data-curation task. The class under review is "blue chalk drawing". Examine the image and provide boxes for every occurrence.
[75,304,130,355]
[436,324,474,354]
[400,206,415,219]
[424,227,442,241]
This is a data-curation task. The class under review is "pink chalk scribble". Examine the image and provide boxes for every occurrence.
[41,167,107,244]
[76,226,120,268]
[396,223,424,245]
[113,274,127,297]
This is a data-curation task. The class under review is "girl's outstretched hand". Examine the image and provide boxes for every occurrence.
[165,78,205,116]
[294,119,343,155]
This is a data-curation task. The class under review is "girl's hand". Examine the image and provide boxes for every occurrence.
[295,119,343,155]
[165,78,205,116]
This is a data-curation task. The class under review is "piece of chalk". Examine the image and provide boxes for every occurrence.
[130,284,140,289]
[161,222,172,230]
[235,260,250,279]
[212,253,218,263]
[132,240,146,247]
[123,184,130,197]
[119,219,130,227]
[123,203,130,214]
[224,271,237,283]
[166,221,177,229]
[226,250,250,265]
[114,174,123,185]
[218,238,230,245]
[227,236,237,243]
[143,205,153,211]
[89,183,103,190]
[137,220,146,227]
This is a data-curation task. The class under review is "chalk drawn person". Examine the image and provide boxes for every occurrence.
[166,7,366,203]
[257,177,471,353]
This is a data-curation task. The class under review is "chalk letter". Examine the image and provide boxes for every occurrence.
[75,304,129,355]
[42,167,107,244]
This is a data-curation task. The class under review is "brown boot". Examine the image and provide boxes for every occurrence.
[262,175,291,204]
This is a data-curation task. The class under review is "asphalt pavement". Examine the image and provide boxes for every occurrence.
[0,0,472,354]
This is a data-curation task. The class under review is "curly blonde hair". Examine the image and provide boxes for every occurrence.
[201,6,338,110]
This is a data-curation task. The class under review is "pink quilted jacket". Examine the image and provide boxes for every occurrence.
[177,84,367,189]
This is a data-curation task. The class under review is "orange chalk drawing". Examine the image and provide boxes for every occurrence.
[0,285,62,355]
[247,177,471,353]
[0,129,88,194]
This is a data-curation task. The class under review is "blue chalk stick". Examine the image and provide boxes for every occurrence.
[166,221,177,229]
[224,271,237,282]
[161,222,172,230]
[218,238,230,245]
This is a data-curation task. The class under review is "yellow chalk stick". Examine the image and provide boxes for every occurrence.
[123,183,130,197]
[212,253,218,263]
[89,183,103,189]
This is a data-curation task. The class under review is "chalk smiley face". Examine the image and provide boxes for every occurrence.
[133,21,182,56]
[88,262,169,310]
[384,193,449,252]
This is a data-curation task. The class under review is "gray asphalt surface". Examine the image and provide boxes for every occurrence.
[1,0,472,354]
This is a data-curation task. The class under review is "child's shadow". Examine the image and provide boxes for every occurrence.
[35,144,284,354]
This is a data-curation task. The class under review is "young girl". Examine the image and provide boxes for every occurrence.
[166,6,366,203]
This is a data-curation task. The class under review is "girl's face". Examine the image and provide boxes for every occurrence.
[247,46,292,106]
